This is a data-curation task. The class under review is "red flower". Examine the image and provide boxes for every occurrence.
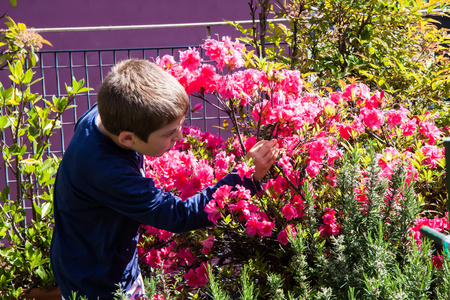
[277,224,297,245]
[339,123,353,140]
[319,209,341,237]
[282,204,298,221]
[184,263,209,288]
[200,235,214,255]
[431,253,444,269]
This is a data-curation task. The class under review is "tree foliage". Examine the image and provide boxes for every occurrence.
[230,0,450,111]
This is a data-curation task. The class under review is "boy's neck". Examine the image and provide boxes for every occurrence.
[96,116,128,149]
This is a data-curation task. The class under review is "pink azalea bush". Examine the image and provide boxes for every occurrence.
[138,37,449,299]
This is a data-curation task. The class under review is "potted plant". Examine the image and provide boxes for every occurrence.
[0,16,91,299]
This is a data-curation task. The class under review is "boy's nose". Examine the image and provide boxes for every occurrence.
[173,128,183,142]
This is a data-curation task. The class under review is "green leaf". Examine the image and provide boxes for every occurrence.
[76,87,92,94]
[41,202,51,218]
[0,53,11,66]
[25,240,32,251]
[32,201,42,217]
[14,60,23,78]
[223,214,232,225]
[29,49,37,68]
[0,115,11,130]
[30,76,44,86]
[9,0,17,7]
[72,77,79,92]
[36,265,48,281]
[23,68,34,84]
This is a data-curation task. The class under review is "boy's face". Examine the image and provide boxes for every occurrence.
[133,116,185,157]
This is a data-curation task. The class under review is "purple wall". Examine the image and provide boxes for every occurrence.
[1,0,252,50]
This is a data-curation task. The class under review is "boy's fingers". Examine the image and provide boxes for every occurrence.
[260,140,279,159]
[247,140,279,163]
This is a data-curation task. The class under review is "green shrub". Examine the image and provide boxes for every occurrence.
[230,0,450,111]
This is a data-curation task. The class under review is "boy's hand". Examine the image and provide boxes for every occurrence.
[246,139,279,181]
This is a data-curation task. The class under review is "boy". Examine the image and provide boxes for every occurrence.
[50,58,278,299]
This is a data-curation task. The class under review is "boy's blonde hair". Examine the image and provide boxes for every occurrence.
[97,58,189,141]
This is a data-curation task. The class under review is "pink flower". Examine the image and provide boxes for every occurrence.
[144,248,162,269]
[258,219,276,237]
[179,48,202,71]
[263,178,288,197]
[192,103,203,112]
[244,136,258,153]
[202,37,244,70]
[279,69,303,96]
[330,91,344,104]
[157,229,174,241]
[177,248,195,266]
[419,121,441,145]
[409,216,449,246]
[292,195,305,218]
[339,123,353,140]
[184,263,209,288]
[421,145,444,168]
[230,185,251,201]
[200,235,214,255]
[386,107,409,126]
[155,54,176,69]
[322,209,336,225]
[214,151,235,181]
[319,209,341,237]
[327,149,342,166]
[198,64,219,93]
[282,204,298,220]
[212,185,232,207]
[218,75,252,106]
[245,216,260,236]
[228,200,258,221]
[278,154,293,173]
[361,107,384,129]
[236,162,255,180]
[342,83,370,104]
[277,224,297,245]
[400,118,418,136]
[204,200,222,224]
[367,90,385,109]
[308,139,328,162]
[306,160,321,177]
[245,215,275,237]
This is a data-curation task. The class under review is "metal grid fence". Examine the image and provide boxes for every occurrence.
[35,45,230,155]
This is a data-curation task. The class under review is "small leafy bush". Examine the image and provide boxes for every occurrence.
[0,17,91,299]
[230,0,450,111]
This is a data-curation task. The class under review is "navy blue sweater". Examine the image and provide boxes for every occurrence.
[50,105,259,299]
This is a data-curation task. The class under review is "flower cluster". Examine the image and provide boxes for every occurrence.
[319,209,341,237]
[138,37,449,297]
[145,150,214,200]
[409,216,450,247]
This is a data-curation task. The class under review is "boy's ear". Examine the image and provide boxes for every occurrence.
[117,131,135,148]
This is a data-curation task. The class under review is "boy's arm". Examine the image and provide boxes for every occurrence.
[246,139,279,181]
[95,140,278,233]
